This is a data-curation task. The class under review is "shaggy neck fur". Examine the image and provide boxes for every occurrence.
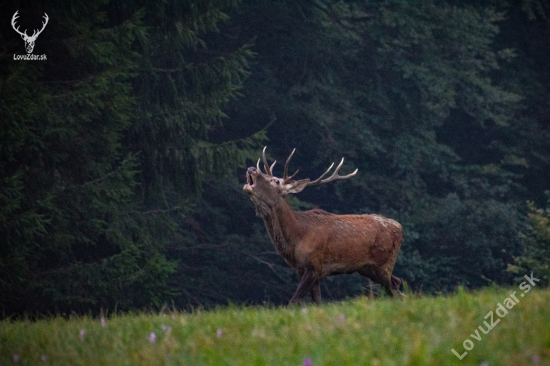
[254,198,303,266]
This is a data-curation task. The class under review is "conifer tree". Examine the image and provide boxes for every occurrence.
[0,0,260,315]
[0,2,168,314]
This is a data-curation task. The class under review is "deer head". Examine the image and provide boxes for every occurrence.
[243,147,358,212]
[11,11,49,54]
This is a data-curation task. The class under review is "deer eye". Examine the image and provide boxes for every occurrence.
[274,179,280,185]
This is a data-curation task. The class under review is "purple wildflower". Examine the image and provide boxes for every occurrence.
[149,332,157,343]
[337,313,346,326]
[301,307,308,314]
[303,357,313,366]
[100,317,106,327]
[216,328,223,338]
[13,354,20,363]
[79,329,86,340]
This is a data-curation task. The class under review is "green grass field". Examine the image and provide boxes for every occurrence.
[1,284,549,366]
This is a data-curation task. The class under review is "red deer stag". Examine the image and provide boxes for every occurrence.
[243,147,403,304]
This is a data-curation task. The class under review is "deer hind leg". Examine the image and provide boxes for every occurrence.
[289,269,318,305]
[358,265,396,297]
[380,274,395,297]
[391,275,401,292]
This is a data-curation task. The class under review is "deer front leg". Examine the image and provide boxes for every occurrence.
[289,269,318,305]
[310,279,321,304]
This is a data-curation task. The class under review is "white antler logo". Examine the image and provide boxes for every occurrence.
[11,10,49,54]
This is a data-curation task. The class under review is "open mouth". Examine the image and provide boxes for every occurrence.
[243,168,256,193]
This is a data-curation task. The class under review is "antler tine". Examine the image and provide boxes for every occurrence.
[11,11,27,37]
[270,160,277,174]
[262,146,273,176]
[307,158,358,187]
[283,148,300,182]
[307,162,335,186]
[256,158,262,172]
[36,13,49,36]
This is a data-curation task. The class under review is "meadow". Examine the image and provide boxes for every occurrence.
[1,284,549,366]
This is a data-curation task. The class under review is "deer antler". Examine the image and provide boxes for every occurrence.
[261,146,276,176]
[307,157,358,187]
[258,147,357,187]
[282,148,300,183]
[31,13,49,39]
[11,11,48,40]
[260,147,301,182]
[11,11,27,38]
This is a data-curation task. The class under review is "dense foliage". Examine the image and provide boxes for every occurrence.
[0,0,261,315]
[1,0,549,315]
[511,194,550,286]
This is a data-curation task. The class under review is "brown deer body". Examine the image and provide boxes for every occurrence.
[243,147,403,304]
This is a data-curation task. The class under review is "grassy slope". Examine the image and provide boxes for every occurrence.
[1,287,549,366]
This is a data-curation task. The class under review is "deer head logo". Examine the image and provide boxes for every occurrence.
[11,10,49,54]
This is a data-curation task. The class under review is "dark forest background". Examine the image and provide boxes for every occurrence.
[1,0,549,316]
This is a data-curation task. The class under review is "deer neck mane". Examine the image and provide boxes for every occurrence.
[257,198,303,264]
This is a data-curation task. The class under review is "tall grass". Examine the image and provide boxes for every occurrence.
[1,286,549,365]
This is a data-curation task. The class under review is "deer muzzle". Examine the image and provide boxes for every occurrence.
[243,167,257,193]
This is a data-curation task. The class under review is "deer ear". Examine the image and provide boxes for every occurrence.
[283,179,310,194]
